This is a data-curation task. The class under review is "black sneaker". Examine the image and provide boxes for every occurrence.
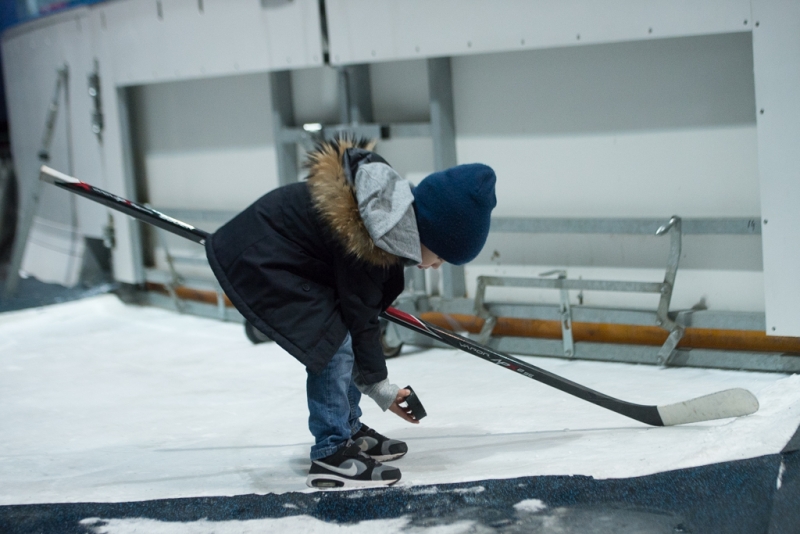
[352,423,408,462]
[306,441,401,489]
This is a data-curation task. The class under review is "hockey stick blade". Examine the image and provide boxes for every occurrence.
[381,307,760,426]
[39,165,209,245]
[657,388,759,426]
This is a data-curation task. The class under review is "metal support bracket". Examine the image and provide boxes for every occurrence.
[470,215,686,365]
[148,224,232,320]
[428,57,466,300]
[656,325,686,366]
[654,216,686,366]
[472,275,496,344]
[269,70,299,186]
[0,160,12,245]
[152,225,185,313]
[87,59,104,142]
[215,289,226,320]
[474,315,497,345]
[541,270,575,358]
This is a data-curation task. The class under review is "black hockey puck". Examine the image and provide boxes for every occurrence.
[404,385,427,420]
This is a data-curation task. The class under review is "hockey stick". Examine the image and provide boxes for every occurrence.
[379,308,758,426]
[39,165,759,426]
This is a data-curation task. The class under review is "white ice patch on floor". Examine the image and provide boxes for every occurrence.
[2,295,800,505]
[79,516,418,534]
[514,499,547,513]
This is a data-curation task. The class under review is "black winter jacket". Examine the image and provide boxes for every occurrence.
[206,139,406,385]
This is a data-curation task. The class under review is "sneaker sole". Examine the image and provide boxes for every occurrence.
[368,451,407,462]
[306,473,400,489]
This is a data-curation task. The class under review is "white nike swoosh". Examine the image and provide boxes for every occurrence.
[314,460,360,477]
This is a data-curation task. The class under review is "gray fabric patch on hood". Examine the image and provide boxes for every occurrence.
[355,162,422,264]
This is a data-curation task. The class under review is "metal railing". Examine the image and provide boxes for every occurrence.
[473,216,685,365]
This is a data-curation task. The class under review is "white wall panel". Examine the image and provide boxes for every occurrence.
[449,35,759,219]
[2,9,107,286]
[128,73,279,211]
[447,33,763,313]
[93,0,323,86]
[2,0,783,318]
[457,128,760,219]
[326,0,752,65]
[752,0,800,337]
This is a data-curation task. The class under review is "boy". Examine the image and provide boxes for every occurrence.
[206,138,496,488]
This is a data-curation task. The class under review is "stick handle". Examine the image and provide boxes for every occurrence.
[39,165,210,245]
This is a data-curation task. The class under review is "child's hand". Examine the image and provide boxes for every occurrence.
[389,388,420,424]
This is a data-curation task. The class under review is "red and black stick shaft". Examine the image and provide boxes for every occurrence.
[40,166,209,245]
[39,164,663,425]
[380,307,664,426]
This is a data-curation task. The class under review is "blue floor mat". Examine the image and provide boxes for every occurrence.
[0,275,117,313]
[1,451,798,534]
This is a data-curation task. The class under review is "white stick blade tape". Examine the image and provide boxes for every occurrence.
[657,388,759,426]
[39,165,80,184]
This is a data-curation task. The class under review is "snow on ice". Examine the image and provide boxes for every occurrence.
[1,295,799,506]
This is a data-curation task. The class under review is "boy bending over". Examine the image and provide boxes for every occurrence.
[207,138,496,488]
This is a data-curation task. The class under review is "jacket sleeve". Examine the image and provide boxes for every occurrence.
[333,255,394,385]
[354,376,400,411]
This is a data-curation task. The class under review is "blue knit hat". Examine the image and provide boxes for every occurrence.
[412,163,497,265]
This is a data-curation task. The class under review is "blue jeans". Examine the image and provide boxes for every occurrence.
[306,333,363,460]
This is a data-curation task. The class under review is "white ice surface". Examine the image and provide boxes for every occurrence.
[79,516,475,534]
[2,295,799,505]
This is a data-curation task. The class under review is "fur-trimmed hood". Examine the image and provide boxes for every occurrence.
[305,138,405,268]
